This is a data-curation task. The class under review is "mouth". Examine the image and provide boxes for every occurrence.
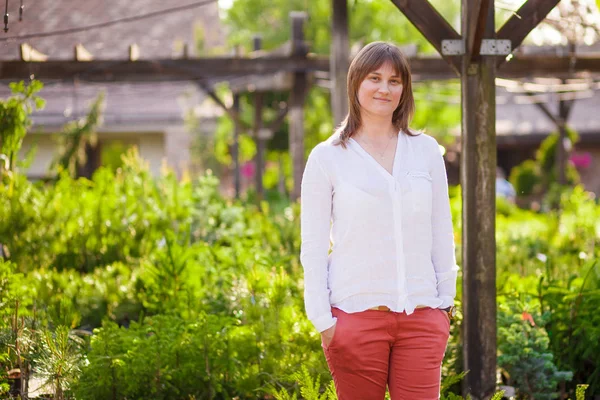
[373,98,391,102]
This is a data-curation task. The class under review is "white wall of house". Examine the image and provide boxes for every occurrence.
[18,134,58,179]
[17,126,190,179]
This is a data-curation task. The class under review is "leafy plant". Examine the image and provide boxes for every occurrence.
[267,365,336,400]
[575,384,589,400]
[0,80,45,175]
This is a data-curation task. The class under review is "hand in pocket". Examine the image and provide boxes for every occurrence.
[321,322,337,348]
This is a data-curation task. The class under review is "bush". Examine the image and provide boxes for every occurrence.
[509,127,581,203]
[497,297,573,399]
[510,159,541,197]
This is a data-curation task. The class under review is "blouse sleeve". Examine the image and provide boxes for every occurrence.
[427,137,459,308]
[300,146,337,333]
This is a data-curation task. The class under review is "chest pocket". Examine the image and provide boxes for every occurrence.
[333,180,388,230]
[406,170,433,216]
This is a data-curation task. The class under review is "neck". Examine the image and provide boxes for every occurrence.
[357,112,396,141]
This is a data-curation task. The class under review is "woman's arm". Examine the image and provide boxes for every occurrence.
[300,146,337,333]
[428,137,460,308]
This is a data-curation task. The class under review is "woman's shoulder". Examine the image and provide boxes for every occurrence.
[404,129,438,145]
[310,132,344,158]
[404,130,441,154]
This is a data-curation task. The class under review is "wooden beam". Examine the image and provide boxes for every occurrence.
[0,57,330,82]
[467,0,492,61]
[197,81,252,131]
[389,0,461,74]
[499,55,600,78]
[496,0,561,67]
[330,0,349,126]
[461,0,497,398]
[1,55,599,83]
[527,92,560,125]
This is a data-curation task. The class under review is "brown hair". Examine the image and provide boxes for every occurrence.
[333,41,417,148]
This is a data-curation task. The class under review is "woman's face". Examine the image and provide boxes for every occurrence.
[357,62,403,119]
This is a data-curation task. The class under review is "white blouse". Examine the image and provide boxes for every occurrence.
[300,130,459,333]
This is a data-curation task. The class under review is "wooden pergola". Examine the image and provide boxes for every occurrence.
[2,1,600,397]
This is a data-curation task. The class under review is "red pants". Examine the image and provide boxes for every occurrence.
[322,306,450,400]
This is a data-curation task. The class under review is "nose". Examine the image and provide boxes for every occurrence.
[378,82,390,94]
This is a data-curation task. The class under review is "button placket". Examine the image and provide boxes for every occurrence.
[392,182,407,311]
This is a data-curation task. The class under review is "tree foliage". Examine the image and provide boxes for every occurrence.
[0,80,45,175]
[52,92,105,178]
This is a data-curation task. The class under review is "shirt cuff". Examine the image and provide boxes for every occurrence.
[311,314,338,333]
[437,296,455,310]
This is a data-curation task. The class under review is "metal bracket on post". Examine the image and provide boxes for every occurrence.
[442,40,465,56]
[442,39,512,56]
[479,39,511,55]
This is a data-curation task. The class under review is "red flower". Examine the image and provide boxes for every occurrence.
[521,311,535,326]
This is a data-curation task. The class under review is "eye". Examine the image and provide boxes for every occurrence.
[369,76,379,81]
[391,80,401,85]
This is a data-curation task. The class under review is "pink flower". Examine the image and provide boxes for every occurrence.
[241,161,256,178]
[569,152,592,169]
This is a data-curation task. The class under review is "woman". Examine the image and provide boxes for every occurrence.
[300,41,459,399]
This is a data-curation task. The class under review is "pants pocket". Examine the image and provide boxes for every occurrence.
[323,308,345,350]
[437,308,451,332]
[322,321,340,350]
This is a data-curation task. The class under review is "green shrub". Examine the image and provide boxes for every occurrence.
[497,297,573,399]
[535,128,580,188]
[509,127,581,202]
[510,159,541,197]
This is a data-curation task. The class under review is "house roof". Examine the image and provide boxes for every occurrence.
[0,0,223,60]
[0,0,224,129]
[496,83,600,139]
[0,81,204,129]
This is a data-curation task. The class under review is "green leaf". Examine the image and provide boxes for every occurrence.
[35,97,47,110]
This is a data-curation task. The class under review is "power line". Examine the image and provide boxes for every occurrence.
[0,0,217,42]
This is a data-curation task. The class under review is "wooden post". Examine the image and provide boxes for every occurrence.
[289,11,308,201]
[330,0,349,127]
[528,86,574,187]
[461,0,497,398]
[557,101,567,185]
[232,92,241,199]
[556,84,574,185]
[278,153,286,196]
[253,35,265,201]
